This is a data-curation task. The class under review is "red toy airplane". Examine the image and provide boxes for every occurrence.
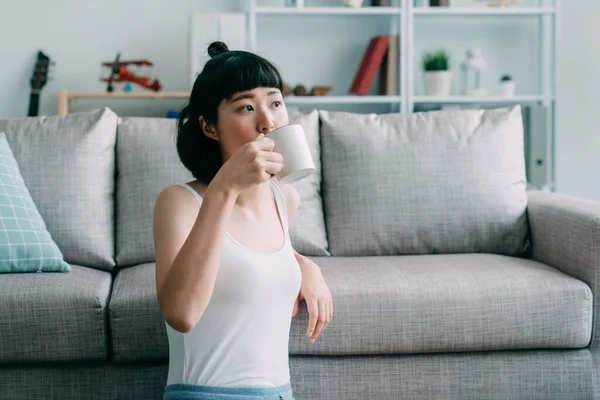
[101,53,162,92]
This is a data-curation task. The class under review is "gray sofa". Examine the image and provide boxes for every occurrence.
[0,106,598,400]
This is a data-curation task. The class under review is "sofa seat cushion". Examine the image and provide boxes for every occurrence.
[289,254,592,355]
[108,254,592,362]
[0,265,111,364]
[109,263,167,363]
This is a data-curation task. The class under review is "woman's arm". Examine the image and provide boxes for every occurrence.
[154,183,237,334]
[278,181,333,343]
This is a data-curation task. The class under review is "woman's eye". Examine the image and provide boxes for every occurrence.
[240,105,254,112]
[272,101,281,108]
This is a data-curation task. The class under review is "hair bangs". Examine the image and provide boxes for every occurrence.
[215,53,284,102]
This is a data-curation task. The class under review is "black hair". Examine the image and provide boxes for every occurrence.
[176,41,284,185]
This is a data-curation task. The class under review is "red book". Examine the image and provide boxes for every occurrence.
[349,36,390,96]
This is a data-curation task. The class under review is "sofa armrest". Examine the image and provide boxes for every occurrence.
[527,190,600,347]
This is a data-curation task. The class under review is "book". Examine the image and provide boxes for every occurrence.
[349,35,390,96]
[379,34,400,95]
[371,0,391,5]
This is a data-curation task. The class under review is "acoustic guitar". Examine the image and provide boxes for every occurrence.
[28,51,52,117]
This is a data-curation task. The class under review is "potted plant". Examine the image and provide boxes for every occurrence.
[343,0,364,7]
[500,74,515,96]
[423,49,452,96]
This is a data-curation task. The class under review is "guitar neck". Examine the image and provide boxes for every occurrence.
[28,91,40,117]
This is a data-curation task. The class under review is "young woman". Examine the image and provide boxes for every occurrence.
[153,41,333,400]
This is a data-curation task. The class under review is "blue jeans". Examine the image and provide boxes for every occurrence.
[163,381,295,400]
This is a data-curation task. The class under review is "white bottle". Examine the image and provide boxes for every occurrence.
[343,0,364,7]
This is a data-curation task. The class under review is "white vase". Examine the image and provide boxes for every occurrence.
[343,0,364,7]
[424,71,452,96]
[501,81,516,96]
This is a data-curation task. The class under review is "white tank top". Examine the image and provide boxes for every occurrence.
[165,180,302,388]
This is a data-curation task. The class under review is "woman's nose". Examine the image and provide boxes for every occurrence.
[258,112,275,133]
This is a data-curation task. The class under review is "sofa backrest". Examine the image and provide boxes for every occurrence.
[115,109,327,268]
[0,108,118,271]
[0,105,529,270]
[318,106,530,257]
[115,116,192,267]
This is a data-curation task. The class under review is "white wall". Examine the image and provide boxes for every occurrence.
[555,0,600,201]
[0,0,241,118]
[0,0,598,200]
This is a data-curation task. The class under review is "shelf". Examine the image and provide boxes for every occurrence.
[65,91,190,100]
[255,6,402,16]
[413,95,549,104]
[57,90,190,115]
[411,7,555,16]
[284,95,401,104]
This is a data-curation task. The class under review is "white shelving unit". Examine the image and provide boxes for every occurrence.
[412,94,549,104]
[255,6,402,14]
[284,95,402,105]
[411,7,555,15]
[243,0,559,190]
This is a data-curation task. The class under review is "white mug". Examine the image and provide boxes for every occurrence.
[268,124,315,184]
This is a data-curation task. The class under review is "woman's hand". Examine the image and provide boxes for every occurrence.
[293,262,333,344]
[212,134,283,195]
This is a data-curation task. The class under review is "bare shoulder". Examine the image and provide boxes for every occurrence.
[155,184,194,213]
[153,181,207,295]
[154,181,207,212]
[153,182,204,250]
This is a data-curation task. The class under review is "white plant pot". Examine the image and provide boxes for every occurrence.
[501,81,516,96]
[343,0,364,7]
[424,71,452,97]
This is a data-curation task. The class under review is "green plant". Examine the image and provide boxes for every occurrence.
[500,74,513,82]
[422,49,450,72]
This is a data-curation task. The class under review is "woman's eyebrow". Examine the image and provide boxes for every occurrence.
[229,93,254,104]
[229,90,281,104]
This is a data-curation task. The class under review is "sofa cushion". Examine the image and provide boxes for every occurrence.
[289,254,592,355]
[107,254,591,362]
[109,263,167,363]
[115,110,327,267]
[0,133,69,273]
[115,117,192,267]
[0,108,117,270]
[0,265,111,363]
[319,107,529,257]
[287,110,329,256]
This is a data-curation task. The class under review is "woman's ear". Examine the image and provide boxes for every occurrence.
[199,116,219,141]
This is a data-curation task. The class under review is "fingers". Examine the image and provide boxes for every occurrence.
[254,134,275,151]
[250,137,282,178]
[262,150,283,164]
[309,299,328,343]
[263,160,284,176]
[306,298,318,340]
[292,296,299,318]
[306,295,333,344]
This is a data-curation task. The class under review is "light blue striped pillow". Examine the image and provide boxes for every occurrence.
[0,132,70,273]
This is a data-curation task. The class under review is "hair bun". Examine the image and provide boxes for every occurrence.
[208,41,229,58]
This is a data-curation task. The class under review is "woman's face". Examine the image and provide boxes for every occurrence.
[212,86,289,161]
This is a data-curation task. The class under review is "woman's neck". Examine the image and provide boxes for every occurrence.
[234,182,272,212]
